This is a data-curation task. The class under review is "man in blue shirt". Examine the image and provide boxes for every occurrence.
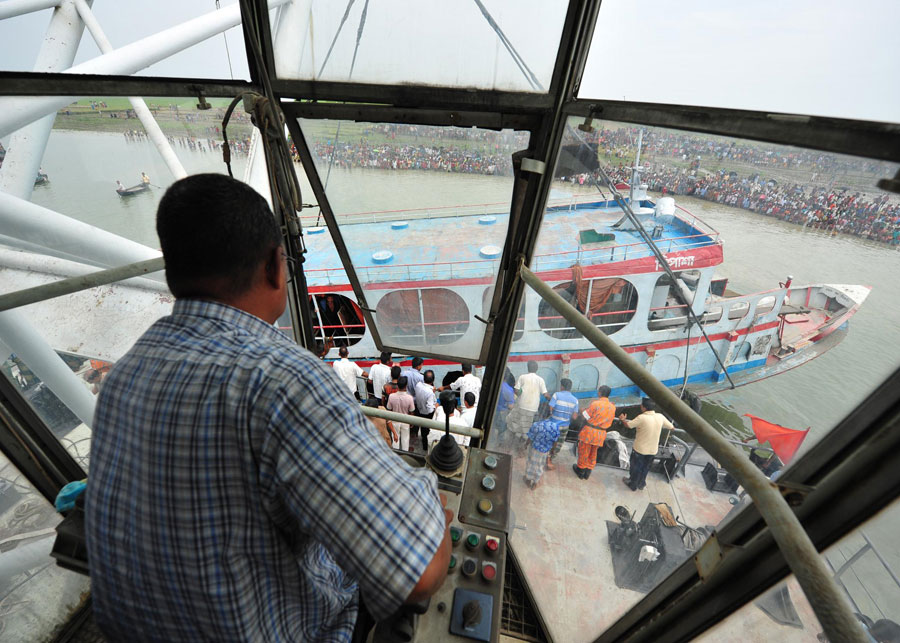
[401,356,425,395]
[85,174,450,642]
[547,378,579,469]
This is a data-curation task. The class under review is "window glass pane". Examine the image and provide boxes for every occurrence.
[0,1,251,80]
[699,496,900,641]
[487,116,899,642]
[579,0,900,123]
[0,95,279,468]
[298,118,530,362]
[273,0,568,92]
[0,454,90,640]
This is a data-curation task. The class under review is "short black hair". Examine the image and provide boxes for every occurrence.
[397,375,408,389]
[157,174,280,298]
[560,378,572,391]
[598,385,611,398]
[391,365,402,379]
[461,363,472,374]
[642,397,656,412]
[527,360,539,373]
[464,392,476,406]
[412,356,424,369]
[339,346,349,358]
[424,370,435,384]
[379,351,391,364]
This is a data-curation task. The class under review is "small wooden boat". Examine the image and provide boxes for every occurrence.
[116,183,150,197]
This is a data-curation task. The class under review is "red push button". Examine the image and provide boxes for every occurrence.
[482,562,497,582]
[484,536,499,554]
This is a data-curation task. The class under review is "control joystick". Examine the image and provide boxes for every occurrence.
[428,390,464,473]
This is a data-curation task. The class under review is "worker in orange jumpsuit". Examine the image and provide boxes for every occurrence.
[573,385,615,480]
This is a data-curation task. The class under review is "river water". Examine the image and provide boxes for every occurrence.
[23,130,900,449]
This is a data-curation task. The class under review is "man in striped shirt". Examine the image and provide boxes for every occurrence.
[546,378,579,469]
[85,175,451,643]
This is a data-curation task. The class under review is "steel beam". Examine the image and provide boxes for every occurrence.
[0,191,162,271]
[0,257,165,313]
[520,264,867,643]
[0,0,58,20]
[279,101,539,132]
[0,0,90,200]
[72,0,187,180]
[564,100,900,163]
[0,0,291,139]
[0,72,257,97]
[271,78,554,114]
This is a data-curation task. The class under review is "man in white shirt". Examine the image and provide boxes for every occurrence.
[368,351,392,401]
[507,361,548,449]
[332,346,367,397]
[413,370,437,452]
[459,392,477,428]
[430,403,470,449]
[444,364,481,405]
[619,397,675,491]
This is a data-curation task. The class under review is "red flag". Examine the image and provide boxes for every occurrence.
[744,414,809,463]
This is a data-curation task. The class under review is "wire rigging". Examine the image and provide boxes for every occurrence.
[317,0,370,226]
[215,0,236,80]
[471,0,543,91]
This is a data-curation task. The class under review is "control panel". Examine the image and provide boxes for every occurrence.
[374,448,511,643]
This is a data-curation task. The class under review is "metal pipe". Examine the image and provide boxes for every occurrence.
[359,405,483,440]
[0,191,163,271]
[0,0,98,431]
[0,0,59,20]
[72,0,187,181]
[0,0,89,200]
[0,0,292,139]
[0,258,165,313]
[519,262,867,643]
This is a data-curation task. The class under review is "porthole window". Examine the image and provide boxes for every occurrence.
[309,293,365,347]
[376,288,469,346]
[539,278,636,338]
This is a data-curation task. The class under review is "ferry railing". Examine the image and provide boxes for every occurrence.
[305,232,720,286]
[519,262,867,643]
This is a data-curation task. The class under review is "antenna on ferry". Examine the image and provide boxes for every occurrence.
[630,129,643,206]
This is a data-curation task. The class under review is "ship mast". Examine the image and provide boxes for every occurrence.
[629,129,643,205]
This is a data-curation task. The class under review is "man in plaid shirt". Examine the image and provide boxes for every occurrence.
[85,175,450,642]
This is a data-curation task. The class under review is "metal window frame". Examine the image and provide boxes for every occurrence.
[0,370,87,505]
[0,0,898,639]
[284,109,543,366]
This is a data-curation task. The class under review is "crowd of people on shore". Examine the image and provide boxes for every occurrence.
[311,140,514,175]
[121,129,253,156]
[596,163,900,246]
[588,125,894,177]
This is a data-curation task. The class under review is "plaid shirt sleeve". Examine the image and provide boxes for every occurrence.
[258,362,446,620]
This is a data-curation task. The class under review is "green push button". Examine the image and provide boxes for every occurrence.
[450,526,462,545]
[448,555,457,572]
[466,533,480,550]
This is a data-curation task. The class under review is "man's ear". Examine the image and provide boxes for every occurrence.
[263,246,283,289]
